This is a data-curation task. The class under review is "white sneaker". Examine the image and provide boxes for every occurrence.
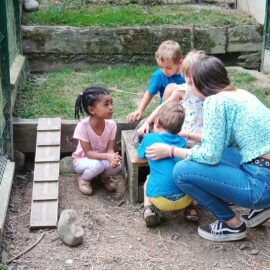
[23,0,39,12]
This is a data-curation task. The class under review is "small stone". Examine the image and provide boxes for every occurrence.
[23,0,39,11]
[65,259,73,265]
[137,237,142,242]
[14,150,25,171]
[129,245,133,249]
[251,249,259,255]
[117,199,125,207]
[58,209,84,246]
[60,156,76,175]
[171,233,180,240]
[240,242,250,250]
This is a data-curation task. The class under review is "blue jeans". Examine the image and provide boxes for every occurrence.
[173,148,270,221]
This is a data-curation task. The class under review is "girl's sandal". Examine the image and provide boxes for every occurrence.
[143,205,161,227]
[183,205,200,222]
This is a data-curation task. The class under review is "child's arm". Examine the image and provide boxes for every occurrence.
[178,130,202,142]
[80,140,120,167]
[134,153,147,163]
[106,139,122,168]
[127,92,153,122]
[137,89,185,135]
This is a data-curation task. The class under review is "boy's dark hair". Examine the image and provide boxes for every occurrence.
[191,56,231,97]
[157,101,185,134]
[74,85,110,120]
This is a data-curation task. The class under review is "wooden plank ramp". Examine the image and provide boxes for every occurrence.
[30,118,61,229]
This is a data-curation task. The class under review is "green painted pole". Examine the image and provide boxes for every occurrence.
[0,0,12,159]
[13,0,22,53]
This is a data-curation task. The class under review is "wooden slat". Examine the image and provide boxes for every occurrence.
[35,146,60,162]
[34,162,59,182]
[32,182,59,201]
[122,130,148,165]
[36,131,61,146]
[30,201,58,228]
[30,117,61,229]
[37,118,61,131]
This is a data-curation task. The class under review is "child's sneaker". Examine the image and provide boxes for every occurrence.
[101,176,117,192]
[198,220,246,242]
[77,177,93,196]
[240,208,270,228]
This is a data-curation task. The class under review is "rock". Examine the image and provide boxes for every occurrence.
[14,150,25,171]
[58,209,84,246]
[65,259,73,265]
[238,52,261,70]
[240,242,251,250]
[250,249,259,255]
[23,0,39,12]
[60,156,76,175]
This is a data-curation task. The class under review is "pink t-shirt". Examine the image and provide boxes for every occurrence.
[72,117,117,164]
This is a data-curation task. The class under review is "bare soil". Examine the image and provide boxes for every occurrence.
[1,172,270,270]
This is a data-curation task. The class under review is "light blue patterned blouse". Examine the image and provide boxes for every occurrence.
[190,89,270,165]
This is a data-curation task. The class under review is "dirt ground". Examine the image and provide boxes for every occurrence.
[1,171,270,270]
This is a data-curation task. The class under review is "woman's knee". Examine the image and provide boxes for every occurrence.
[173,160,200,188]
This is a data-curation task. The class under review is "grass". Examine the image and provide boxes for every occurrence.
[25,3,255,28]
[14,65,270,120]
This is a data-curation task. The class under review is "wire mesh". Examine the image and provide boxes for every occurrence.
[0,155,7,184]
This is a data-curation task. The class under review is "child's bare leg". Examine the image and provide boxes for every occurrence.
[189,200,199,216]
[163,83,178,101]
[184,200,199,221]
[143,179,161,227]
[144,179,154,215]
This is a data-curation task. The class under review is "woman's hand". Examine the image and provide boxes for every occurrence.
[146,143,170,160]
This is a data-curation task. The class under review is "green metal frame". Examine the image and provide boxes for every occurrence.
[0,0,12,159]
[13,0,22,53]
[264,0,270,50]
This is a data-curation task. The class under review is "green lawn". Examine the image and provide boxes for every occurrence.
[14,65,270,120]
[25,3,255,27]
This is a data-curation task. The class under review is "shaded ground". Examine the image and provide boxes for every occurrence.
[1,173,270,270]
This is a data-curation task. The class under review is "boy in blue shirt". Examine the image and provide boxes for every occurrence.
[127,40,185,122]
[136,101,192,227]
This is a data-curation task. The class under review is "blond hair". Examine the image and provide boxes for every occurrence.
[155,40,183,64]
[157,101,185,134]
[180,50,206,76]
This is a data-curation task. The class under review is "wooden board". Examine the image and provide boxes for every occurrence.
[36,131,61,146]
[30,200,58,228]
[32,182,59,201]
[33,162,59,182]
[35,146,60,163]
[121,130,148,165]
[30,117,61,229]
[37,118,61,131]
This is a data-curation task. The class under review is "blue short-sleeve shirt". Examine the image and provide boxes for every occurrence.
[148,69,185,102]
[137,132,186,197]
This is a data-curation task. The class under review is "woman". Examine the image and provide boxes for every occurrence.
[145,56,270,242]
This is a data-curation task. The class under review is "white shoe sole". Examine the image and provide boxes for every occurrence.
[198,227,246,242]
[240,208,270,228]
